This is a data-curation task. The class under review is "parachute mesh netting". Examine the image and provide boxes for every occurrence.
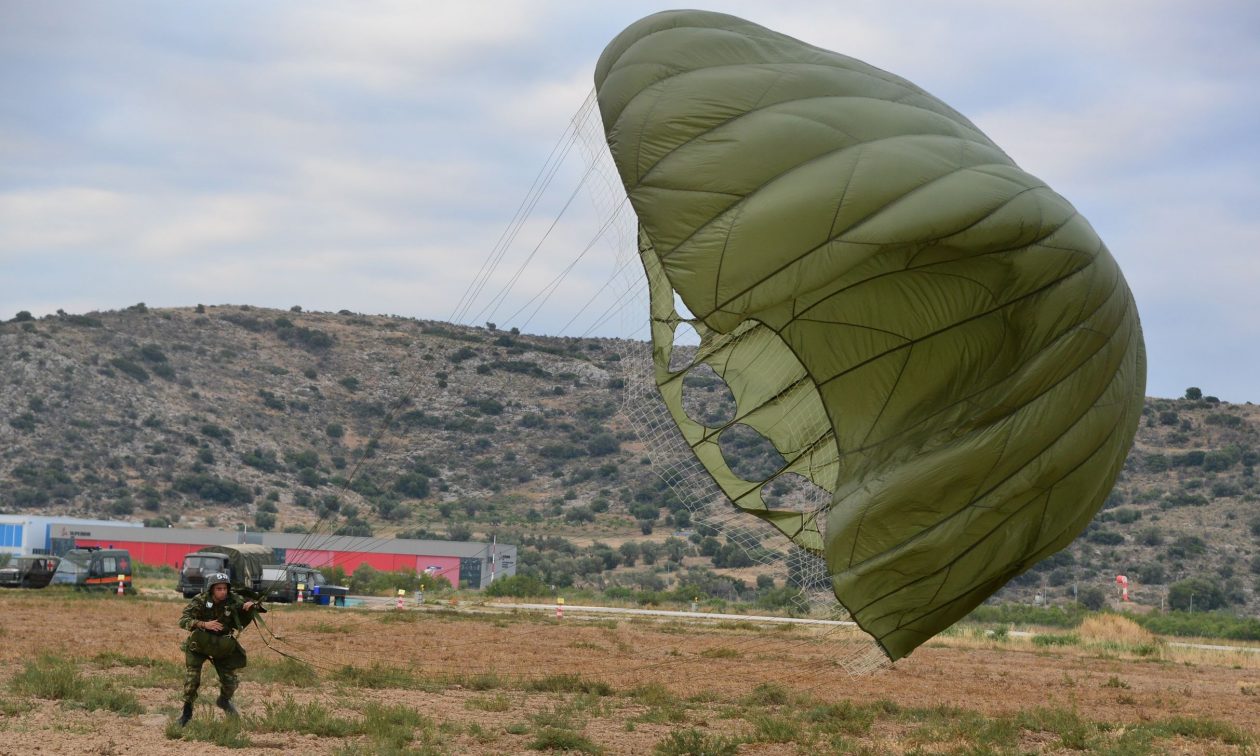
[565,76,892,676]
[592,10,1145,662]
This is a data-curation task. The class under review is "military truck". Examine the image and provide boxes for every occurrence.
[259,563,349,604]
[0,555,61,589]
[50,547,132,590]
[178,543,272,598]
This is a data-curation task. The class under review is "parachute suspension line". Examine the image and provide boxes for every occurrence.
[509,195,630,331]
[556,251,641,336]
[450,89,598,326]
[575,275,648,339]
[619,317,888,674]
[460,139,583,326]
[479,83,645,337]
[471,155,600,327]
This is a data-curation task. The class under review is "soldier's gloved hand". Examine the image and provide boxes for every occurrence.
[201,620,225,632]
[243,601,256,612]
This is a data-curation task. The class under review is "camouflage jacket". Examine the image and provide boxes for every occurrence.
[178,591,260,637]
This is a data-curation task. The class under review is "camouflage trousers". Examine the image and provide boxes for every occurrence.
[183,643,247,705]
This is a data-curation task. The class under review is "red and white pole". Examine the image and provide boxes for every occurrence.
[296,582,305,604]
[396,588,405,610]
[1116,574,1130,602]
[116,573,125,596]
[556,597,564,619]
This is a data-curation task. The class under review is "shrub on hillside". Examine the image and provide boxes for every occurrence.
[173,473,252,504]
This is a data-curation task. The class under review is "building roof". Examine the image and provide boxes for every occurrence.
[50,523,512,558]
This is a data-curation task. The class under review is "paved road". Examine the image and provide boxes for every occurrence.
[492,602,856,627]
[342,596,1260,655]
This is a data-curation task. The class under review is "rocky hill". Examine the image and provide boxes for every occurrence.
[1,305,1257,612]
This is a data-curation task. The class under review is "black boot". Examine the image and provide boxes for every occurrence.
[177,702,194,726]
[216,695,239,717]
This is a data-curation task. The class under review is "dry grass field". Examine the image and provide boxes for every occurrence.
[1,590,1258,754]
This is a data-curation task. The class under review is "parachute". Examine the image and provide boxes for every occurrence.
[595,10,1145,660]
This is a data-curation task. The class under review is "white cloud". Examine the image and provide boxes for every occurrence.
[0,188,136,251]
[1,1,1256,400]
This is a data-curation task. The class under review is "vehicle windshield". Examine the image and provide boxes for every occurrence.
[183,556,225,572]
[62,550,93,568]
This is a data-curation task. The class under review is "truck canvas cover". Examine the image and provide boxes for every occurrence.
[183,543,272,596]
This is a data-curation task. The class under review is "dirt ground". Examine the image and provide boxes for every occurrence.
[0,591,1258,754]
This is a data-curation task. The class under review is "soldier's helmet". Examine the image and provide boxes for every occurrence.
[206,572,231,590]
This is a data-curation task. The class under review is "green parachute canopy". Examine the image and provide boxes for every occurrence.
[595,10,1145,660]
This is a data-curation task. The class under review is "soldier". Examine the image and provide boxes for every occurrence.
[176,572,263,726]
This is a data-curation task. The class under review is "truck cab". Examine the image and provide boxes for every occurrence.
[260,563,323,602]
[178,544,272,598]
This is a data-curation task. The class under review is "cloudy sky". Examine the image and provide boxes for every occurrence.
[2,1,1257,401]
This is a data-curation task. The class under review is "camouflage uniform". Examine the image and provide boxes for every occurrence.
[178,589,260,706]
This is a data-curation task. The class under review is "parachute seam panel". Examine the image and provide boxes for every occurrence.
[854,408,1127,625]
[842,290,1131,615]
[786,202,1079,328]
[843,346,914,568]
[645,133,1005,262]
[602,21,974,132]
[627,92,989,192]
[709,69,789,314]
[837,268,1124,582]
[686,163,1054,318]
[602,24,927,112]
[631,83,670,186]
[844,256,1119,459]
[790,317,912,341]
[815,251,1097,390]
[866,374,1135,635]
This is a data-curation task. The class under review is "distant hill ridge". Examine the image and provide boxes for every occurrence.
[1,304,1257,612]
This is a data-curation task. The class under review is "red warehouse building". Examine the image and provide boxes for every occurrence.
[48,523,516,589]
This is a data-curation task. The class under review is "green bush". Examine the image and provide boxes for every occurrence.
[525,675,613,696]
[484,574,550,598]
[109,357,150,382]
[529,728,601,753]
[393,472,430,498]
[173,473,252,504]
[965,604,1087,628]
[1134,611,1260,640]
[1167,578,1226,612]
[1205,413,1244,428]
[1032,633,1080,647]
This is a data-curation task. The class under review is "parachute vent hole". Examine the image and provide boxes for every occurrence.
[718,424,786,483]
[667,321,700,372]
[760,472,831,515]
[680,363,737,427]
